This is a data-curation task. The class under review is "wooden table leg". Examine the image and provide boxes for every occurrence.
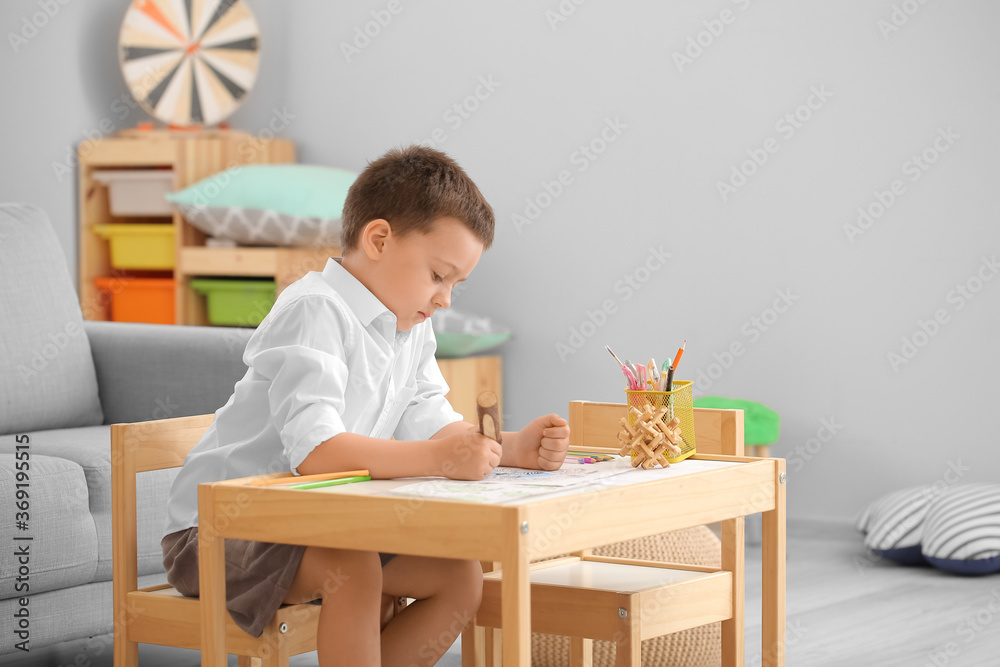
[762,459,786,666]
[462,622,487,667]
[721,516,745,667]
[614,595,640,667]
[198,485,228,667]
[570,637,593,667]
[501,541,530,665]
[487,628,502,666]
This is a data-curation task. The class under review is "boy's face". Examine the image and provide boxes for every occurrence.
[358,216,483,332]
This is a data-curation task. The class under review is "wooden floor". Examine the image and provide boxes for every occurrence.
[741,518,1000,667]
[2,519,997,666]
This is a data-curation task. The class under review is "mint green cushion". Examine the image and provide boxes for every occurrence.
[166,164,357,247]
[693,396,780,445]
[434,332,513,358]
[431,308,513,358]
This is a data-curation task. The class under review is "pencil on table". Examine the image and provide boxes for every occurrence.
[249,469,370,486]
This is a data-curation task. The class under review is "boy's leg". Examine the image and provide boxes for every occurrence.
[379,555,484,667]
[282,545,383,667]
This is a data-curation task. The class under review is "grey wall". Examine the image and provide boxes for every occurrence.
[3,0,998,524]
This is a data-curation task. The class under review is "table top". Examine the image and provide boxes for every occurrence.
[250,456,745,506]
[204,454,775,561]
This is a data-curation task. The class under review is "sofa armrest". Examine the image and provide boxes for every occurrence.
[83,320,254,425]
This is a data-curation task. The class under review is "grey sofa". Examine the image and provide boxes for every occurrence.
[0,203,254,656]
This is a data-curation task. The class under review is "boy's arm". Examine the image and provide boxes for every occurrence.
[297,422,519,479]
[429,420,523,467]
[296,432,444,479]
[435,420,569,470]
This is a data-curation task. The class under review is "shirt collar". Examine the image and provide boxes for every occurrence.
[322,257,411,344]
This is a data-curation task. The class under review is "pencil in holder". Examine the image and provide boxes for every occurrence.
[625,380,697,463]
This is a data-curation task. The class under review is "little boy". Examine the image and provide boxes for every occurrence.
[160,145,571,666]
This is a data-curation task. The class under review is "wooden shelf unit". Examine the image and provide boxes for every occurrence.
[438,355,503,425]
[78,128,339,326]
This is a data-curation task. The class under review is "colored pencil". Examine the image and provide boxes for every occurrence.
[672,340,686,371]
[289,475,372,490]
[249,469,370,486]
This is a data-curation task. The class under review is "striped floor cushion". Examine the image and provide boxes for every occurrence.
[856,484,946,564]
[921,484,1000,575]
[857,484,1000,575]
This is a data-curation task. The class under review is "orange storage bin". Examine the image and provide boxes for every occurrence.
[94,276,175,324]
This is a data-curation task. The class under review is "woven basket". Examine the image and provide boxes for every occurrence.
[531,525,722,667]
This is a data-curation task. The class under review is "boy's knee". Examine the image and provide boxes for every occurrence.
[312,548,382,598]
[452,559,484,606]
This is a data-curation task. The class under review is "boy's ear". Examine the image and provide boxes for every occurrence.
[360,219,392,260]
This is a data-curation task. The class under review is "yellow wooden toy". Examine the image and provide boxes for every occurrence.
[617,404,683,468]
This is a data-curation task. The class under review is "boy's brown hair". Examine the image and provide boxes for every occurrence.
[340,145,495,253]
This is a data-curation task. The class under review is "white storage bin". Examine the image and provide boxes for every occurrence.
[93,170,175,216]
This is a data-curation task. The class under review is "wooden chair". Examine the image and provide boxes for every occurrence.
[466,402,747,667]
[110,413,404,666]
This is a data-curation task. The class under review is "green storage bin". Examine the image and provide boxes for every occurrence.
[189,278,277,327]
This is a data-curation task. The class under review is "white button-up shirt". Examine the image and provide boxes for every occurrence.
[162,257,464,538]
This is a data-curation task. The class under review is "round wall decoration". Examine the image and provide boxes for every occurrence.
[118,0,261,127]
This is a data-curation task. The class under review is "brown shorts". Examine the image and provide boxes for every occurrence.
[161,526,397,638]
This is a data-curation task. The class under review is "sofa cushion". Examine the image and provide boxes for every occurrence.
[0,571,168,653]
[0,203,104,434]
[0,427,178,584]
[0,454,97,599]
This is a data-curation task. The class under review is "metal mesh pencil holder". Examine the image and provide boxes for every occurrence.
[625,380,697,463]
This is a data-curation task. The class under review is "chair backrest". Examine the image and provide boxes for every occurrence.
[111,414,214,597]
[568,401,744,456]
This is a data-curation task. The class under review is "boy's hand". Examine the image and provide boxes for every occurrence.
[437,429,502,480]
[510,414,570,470]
